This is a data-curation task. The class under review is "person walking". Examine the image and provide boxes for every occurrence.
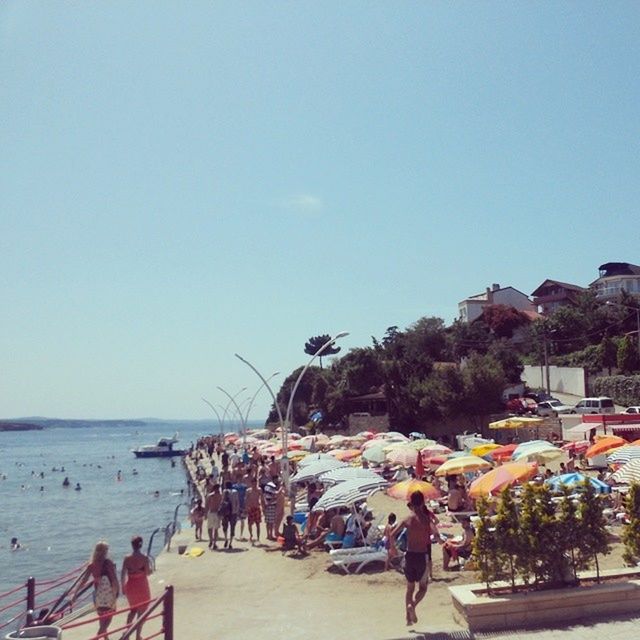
[220,481,240,549]
[205,483,222,550]
[245,477,262,543]
[73,541,119,639]
[392,491,432,626]
[121,536,152,640]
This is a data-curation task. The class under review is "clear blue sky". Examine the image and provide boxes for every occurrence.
[1,2,638,420]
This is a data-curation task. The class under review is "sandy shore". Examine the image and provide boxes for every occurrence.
[150,492,475,640]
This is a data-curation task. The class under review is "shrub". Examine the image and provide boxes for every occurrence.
[622,483,640,566]
[593,375,640,406]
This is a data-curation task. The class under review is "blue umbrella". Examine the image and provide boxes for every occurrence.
[545,472,611,494]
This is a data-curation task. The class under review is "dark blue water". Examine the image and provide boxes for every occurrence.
[0,422,237,594]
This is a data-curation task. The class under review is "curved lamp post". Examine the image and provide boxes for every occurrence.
[201,397,224,435]
[241,372,280,446]
[216,386,247,437]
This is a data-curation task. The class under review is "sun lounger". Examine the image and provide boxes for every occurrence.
[329,546,387,574]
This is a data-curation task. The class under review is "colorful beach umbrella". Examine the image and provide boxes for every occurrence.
[545,472,611,494]
[362,446,386,465]
[297,453,335,467]
[489,443,518,462]
[420,444,453,458]
[386,447,419,467]
[561,441,590,455]
[435,455,492,477]
[468,462,537,498]
[586,436,626,459]
[290,459,348,483]
[312,477,389,512]
[332,448,362,462]
[318,467,384,486]
[612,459,640,484]
[607,445,640,465]
[489,417,544,430]
[387,478,440,501]
[512,441,562,464]
[471,443,502,457]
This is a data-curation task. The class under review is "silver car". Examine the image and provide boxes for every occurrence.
[623,406,640,414]
[537,400,574,417]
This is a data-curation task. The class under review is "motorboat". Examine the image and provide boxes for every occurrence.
[132,433,185,458]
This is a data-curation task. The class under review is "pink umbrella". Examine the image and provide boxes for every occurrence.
[386,447,419,467]
[562,441,590,455]
[420,445,453,458]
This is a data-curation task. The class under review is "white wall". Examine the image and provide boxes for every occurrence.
[494,288,535,313]
[522,365,586,397]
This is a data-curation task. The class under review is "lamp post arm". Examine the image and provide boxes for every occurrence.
[201,398,224,434]
[217,387,248,442]
[235,355,285,430]
[244,373,280,427]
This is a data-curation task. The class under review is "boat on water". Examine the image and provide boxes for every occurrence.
[132,433,186,458]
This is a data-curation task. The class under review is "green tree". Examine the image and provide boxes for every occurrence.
[599,334,618,375]
[577,481,611,582]
[304,334,341,369]
[618,335,640,374]
[556,486,582,583]
[494,488,521,590]
[472,497,500,591]
[622,483,640,566]
[461,353,507,424]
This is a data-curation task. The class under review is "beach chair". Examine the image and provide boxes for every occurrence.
[329,546,388,574]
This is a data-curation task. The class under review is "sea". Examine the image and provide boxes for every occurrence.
[0,420,250,595]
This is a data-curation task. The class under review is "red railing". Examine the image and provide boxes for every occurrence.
[1,566,173,639]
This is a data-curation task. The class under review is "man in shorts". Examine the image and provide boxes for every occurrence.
[245,478,262,543]
[205,483,222,550]
[392,490,432,626]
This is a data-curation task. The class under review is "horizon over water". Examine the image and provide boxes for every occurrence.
[0,420,260,595]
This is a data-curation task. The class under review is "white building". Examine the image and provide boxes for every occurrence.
[458,283,536,323]
[590,262,640,301]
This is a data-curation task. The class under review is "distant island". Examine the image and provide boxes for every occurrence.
[0,422,44,432]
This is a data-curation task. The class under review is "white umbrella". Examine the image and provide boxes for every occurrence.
[297,452,336,468]
[362,446,386,465]
[312,477,389,512]
[318,467,384,486]
[290,459,348,483]
[612,459,640,484]
[608,446,640,465]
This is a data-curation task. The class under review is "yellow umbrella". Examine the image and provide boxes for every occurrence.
[489,417,544,430]
[471,443,502,457]
[435,455,492,477]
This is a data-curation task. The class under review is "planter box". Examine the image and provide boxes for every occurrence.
[450,568,640,632]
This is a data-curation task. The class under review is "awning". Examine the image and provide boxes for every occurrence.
[566,423,600,435]
[611,424,640,432]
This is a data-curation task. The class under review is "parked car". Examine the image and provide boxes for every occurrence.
[506,397,537,415]
[524,391,557,404]
[536,400,574,417]
[623,406,640,415]
[572,397,615,415]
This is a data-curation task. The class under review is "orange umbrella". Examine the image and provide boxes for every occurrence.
[468,462,538,498]
[489,443,518,462]
[332,448,362,462]
[585,436,626,459]
[387,478,440,501]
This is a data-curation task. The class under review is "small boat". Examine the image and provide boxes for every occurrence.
[132,433,185,458]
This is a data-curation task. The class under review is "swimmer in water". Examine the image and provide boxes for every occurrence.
[63,477,70,487]
[117,470,122,481]
[75,483,82,491]
[10,537,21,551]
[153,491,160,498]
[40,486,44,492]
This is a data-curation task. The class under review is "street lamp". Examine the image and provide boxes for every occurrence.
[282,331,349,487]
[606,301,640,361]
[241,372,280,446]
[201,397,224,434]
[216,386,248,439]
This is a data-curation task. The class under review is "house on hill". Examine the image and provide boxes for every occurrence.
[458,283,535,323]
[590,262,640,301]
[531,279,586,315]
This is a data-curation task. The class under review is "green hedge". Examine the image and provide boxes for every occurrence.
[592,375,640,406]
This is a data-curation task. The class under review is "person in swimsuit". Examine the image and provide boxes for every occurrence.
[205,484,222,550]
[245,478,262,543]
[73,541,119,639]
[392,491,432,626]
[121,536,152,640]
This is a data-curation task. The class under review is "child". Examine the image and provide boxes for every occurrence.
[190,499,205,541]
[281,515,306,554]
[384,513,399,570]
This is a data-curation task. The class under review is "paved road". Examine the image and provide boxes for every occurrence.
[388,614,640,639]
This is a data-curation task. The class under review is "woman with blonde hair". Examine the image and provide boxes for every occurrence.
[74,541,119,639]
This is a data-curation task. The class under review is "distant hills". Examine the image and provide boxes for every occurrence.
[0,422,44,432]
[0,417,264,430]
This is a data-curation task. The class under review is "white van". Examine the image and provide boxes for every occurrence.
[572,397,615,415]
